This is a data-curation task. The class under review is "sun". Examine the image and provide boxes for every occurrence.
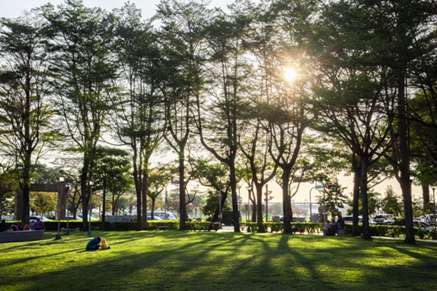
[282,67,298,83]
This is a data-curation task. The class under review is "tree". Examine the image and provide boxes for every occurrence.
[113,3,165,229]
[355,0,437,243]
[93,147,131,224]
[44,0,118,229]
[156,0,207,230]
[31,192,56,216]
[381,186,403,217]
[310,2,393,239]
[318,179,347,222]
[0,15,53,224]
[193,159,230,223]
[147,166,172,219]
[195,8,252,232]
[0,166,17,219]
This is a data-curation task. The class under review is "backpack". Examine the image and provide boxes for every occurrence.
[100,239,110,250]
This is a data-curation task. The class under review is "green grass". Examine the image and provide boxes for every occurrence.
[1,231,436,290]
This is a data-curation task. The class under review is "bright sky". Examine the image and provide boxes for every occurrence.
[0,0,234,19]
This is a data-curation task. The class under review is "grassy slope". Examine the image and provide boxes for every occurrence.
[0,231,436,291]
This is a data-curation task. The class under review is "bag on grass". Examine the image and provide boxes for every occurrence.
[100,239,110,250]
[86,236,101,251]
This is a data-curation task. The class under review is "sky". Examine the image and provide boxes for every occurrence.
[0,0,234,19]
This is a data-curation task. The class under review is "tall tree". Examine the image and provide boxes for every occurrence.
[113,3,165,229]
[0,16,53,224]
[43,0,118,229]
[156,0,207,230]
[195,8,251,232]
[310,1,393,239]
[356,0,436,243]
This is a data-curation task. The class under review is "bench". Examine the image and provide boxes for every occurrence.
[0,230,44,243]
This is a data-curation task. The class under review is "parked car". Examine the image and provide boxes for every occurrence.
[271,215,282,222]
[372,214,395,225]
[343,215,362,224]
[29,216,51,222]
[149,211,177,220]
[423,214,437,225]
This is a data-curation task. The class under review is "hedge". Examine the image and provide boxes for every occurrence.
[4,220,436,239]
[4,220,221,232]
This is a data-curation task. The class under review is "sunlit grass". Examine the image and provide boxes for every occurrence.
[0,231,436,290]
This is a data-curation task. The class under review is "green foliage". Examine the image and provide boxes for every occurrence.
[0,168,17,218]
[30,192,57,216]
[318,178,347,220]
[148,166,172,200]
[381,186,403,216]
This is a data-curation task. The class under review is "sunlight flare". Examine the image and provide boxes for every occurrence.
[282,66,299,83]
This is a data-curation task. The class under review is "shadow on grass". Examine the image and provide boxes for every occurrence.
[1,231,436,290]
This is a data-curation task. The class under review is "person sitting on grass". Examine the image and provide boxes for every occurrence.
[86,236,102,251]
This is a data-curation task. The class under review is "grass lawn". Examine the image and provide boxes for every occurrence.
[1,231,436,290]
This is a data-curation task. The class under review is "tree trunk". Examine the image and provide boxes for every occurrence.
[112,193,116,216]
[132,149,144,230]
[142,171,148,229]
[255,183,265,232]
[422,183,430,212]
[81,156,90,231]
[282,168,293,234]
[151,197,155,220]
[352,163,361,236]
[211,191,227,223]
[179,149,187,230]
[397,70,415,244]
[229,162,240,232]
[251,202,257,222]
[101,177,107,228]
[360,158,371,240]
[20,150,32,226]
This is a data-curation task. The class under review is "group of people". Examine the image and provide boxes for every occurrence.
[323,214,345,236]
[0,218,44,232]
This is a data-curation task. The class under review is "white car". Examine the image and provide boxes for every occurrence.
[372,214,395,225]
